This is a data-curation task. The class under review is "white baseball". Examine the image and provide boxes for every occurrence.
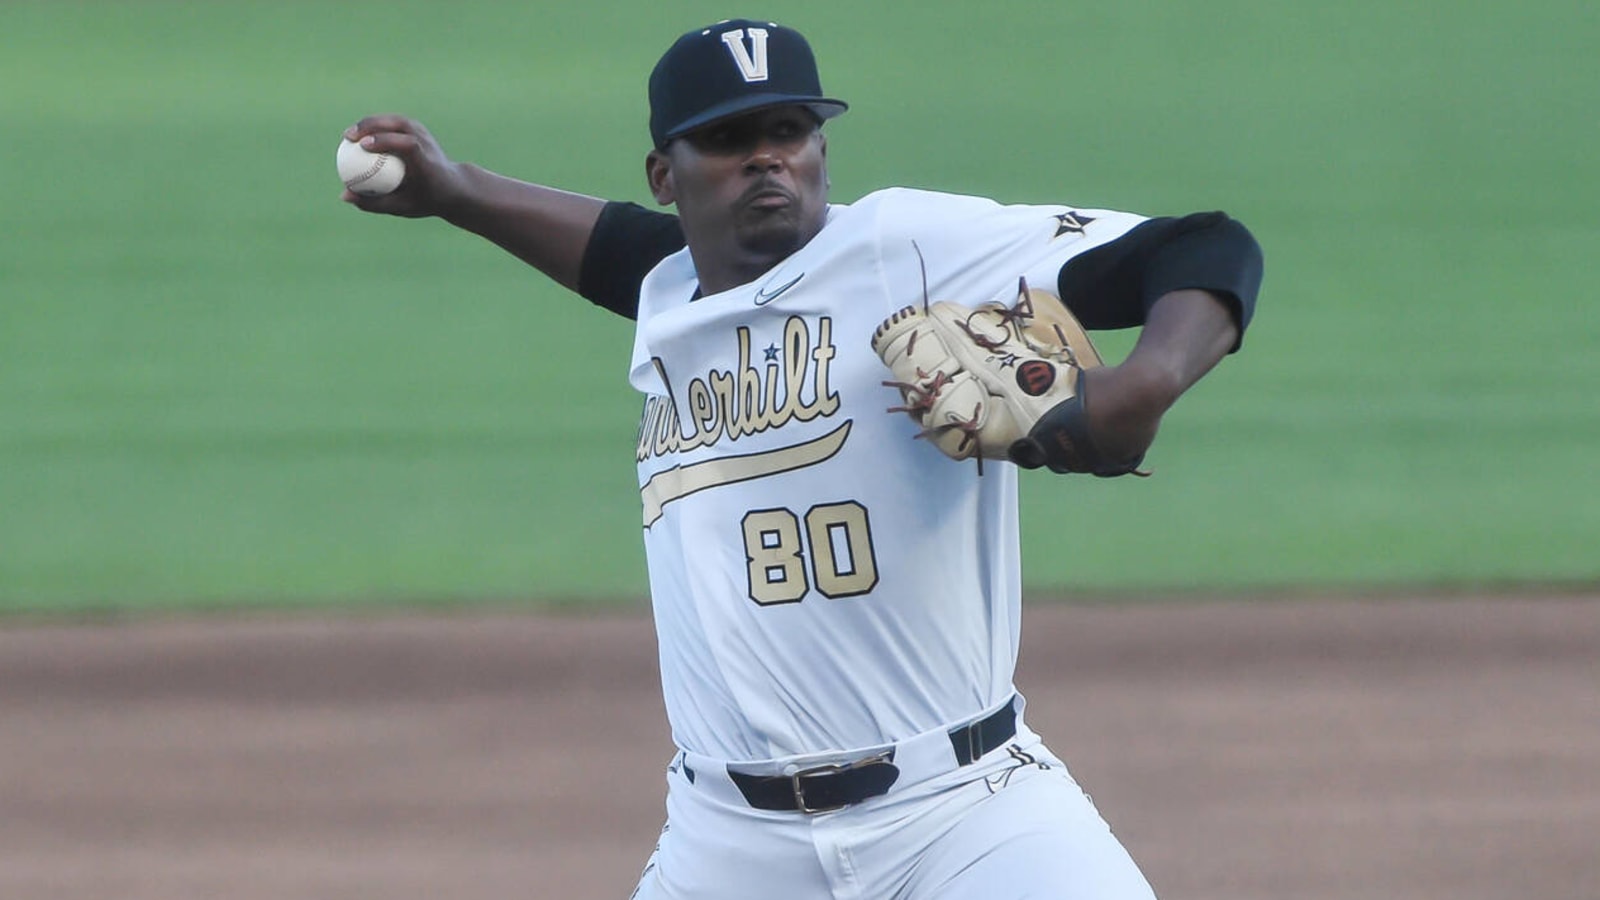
[336,138,406,195]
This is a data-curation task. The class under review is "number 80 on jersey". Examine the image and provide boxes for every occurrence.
[741,501,879,605]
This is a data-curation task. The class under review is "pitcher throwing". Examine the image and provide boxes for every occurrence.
[341,18,1264,899]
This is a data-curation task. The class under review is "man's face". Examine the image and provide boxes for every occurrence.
[647,106,829,289]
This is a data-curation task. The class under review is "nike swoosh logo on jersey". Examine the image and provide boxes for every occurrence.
[753,272,805,306]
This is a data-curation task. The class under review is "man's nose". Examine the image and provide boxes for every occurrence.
[743,140,785,173]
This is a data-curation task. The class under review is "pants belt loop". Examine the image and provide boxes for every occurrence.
[949,694,1018,767]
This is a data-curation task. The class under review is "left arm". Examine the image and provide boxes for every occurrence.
[1076,288,1240,468]
[1017,212,1263,473]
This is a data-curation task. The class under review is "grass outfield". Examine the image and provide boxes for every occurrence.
[1,1,1595,612]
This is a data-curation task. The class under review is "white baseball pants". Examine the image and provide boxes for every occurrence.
[628,712,1157,900]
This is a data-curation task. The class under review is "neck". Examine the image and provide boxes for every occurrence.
[683,206,827,295]
[692,255,781,296]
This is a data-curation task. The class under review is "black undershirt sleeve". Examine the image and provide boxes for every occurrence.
[1056,212,1263,351]
[576,201,687,320]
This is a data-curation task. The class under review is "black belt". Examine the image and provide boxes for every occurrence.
[727,697,1018,813]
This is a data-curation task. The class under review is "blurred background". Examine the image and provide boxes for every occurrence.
[2,0,1595,615]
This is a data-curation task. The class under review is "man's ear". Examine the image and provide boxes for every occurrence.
[646,149,675,206]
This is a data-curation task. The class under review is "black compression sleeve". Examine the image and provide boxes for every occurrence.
[1057,212,1263,350]
[576,201,687,320]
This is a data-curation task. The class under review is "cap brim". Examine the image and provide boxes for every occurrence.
[663,94,848,144]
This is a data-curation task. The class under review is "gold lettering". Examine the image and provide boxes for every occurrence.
[709,369,736,444]
[653,395,680,458]
[635,397,657,463]
[734,329,765,437]
[764,357,782,429]
[781,318,811,420]
[687,378,721,448]
[650,359,681,458]
[810,317,840,416]
[636,317,841,463]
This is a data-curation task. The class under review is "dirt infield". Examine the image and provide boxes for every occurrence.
[1,594,1594,900]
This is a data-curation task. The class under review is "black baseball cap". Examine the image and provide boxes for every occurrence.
[649,19,848,148]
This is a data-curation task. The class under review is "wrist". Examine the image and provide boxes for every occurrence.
[433,162,483,224]
[1106,357,1183,417]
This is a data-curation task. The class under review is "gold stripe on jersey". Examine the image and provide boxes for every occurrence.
[639,420,852,527]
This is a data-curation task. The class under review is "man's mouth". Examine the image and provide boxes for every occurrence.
[742,183,795,211]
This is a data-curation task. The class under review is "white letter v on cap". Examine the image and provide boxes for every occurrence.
[721,27,770,83]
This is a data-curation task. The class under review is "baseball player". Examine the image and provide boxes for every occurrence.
[342,18,1262,900]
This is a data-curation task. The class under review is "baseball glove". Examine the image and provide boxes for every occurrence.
[871,278,1148,477]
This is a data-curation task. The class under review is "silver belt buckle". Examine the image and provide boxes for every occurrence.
[789,751,893,814]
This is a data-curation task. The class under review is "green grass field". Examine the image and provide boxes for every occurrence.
[2,0,1595,613]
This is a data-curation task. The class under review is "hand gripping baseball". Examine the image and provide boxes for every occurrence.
[872,277,1147,476]
[340,116,472,219]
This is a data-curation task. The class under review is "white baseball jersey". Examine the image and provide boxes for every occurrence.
[629,187,1146,762]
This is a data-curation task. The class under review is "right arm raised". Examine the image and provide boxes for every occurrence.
[341,116,614,295]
